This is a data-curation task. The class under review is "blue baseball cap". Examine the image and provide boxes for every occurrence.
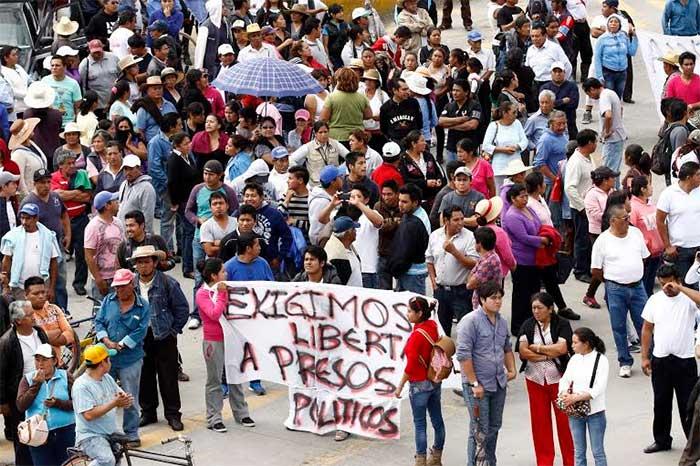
[94,191,119,211]
[467,30,483,42]
[148,20,169,32]
[333,216,360,233]
[19,203,39,217]
[319,165,342,186]
[271,146,289,159]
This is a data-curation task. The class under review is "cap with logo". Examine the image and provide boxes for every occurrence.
[454,166,473,178]
[271,146,289,159]
[294,109,310,121]
[19,203,39,217]
[467,31,483,42]
[111,268,135,287]
[33,168,51,182]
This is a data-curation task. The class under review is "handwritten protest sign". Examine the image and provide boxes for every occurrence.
[218,281,460,439]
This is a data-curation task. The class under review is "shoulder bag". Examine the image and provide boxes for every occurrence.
[556,352,601,418]
[18,380,55,446]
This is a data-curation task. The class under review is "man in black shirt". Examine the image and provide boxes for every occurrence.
[85,0,120,46]
[218,204,267,262]
[439,79,482,162]
[496,0,525,31]
[117,210,175,272]
[379,79,423,144]
[127,35,152,83]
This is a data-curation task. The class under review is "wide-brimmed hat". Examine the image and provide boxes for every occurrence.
[56,46,79,57]
[658,51,680,67]
[53,16,79,36]
[501,158,533,176]
[143,76,163,87]
[406,74,431,95]
[8,118,40,151]
[349,58,364,69]
[160,67,184,84]
[118,55,143,72]
[361,69,381,81]
[129,245,167,262]
[24,82,55,109]
[414,66,434,80]
[59,122,81,139]
[290,4,309,15]
[475,197,504,223]
[246,23,262,34]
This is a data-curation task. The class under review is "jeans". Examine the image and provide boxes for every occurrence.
[676,246,700,289]
[396,273,427,295]
[572,209,591,277]
[109,359,143,441]
[376,256,393,290]
[55,255,68,313]
[463,383,507,466]
[642,255,662,297]
[71,213,89,287]
[362,272,379,289]
[569,411,607,466]
[90,278,112,302]
[191,236,205,320]
[434,286,472,337]
[177,205,195,274]
[78,435,115,466]
[160,192,177,253]
[603,281,646,367]
[602,68,627,100]
[601,140,624,189]
[409,380,445,455]
[29,424,75,465]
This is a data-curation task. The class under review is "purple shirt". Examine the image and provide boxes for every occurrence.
[502,206,542,266]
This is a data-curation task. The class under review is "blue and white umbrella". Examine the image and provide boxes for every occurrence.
[211,57,323,98]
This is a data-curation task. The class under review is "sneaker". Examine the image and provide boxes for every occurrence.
[582,110,593,124]
[619,365,632,378]
[558,308,581,320]
[249,381,266,396]
[629,345,641,353]
[187,317,201,330]
[582,295,601,309]
[239,417,256,428]
[208,422,227,433]
[334,430,350,441]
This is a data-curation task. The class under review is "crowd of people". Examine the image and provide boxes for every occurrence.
[0,0,699,465]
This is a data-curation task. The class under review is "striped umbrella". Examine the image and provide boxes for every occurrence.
[211,57,323,98]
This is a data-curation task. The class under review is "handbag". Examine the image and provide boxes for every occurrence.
[556,353,601,418]
[481,122,499,162]
[18,380,55,447]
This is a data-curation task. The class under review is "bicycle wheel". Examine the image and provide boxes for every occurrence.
[61,452,91,466]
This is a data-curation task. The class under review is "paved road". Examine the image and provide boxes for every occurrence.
[0,0,688,465]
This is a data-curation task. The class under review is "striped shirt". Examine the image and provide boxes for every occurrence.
[281,194,309,235]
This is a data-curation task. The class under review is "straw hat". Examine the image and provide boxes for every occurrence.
[143,76,163,87]
[8,118,40,151]
[657,51,680,67]
[24,82,56,109]
[59,122,81,140]
[349,58,364,69]
[160,67,184,84]
[475,197,504,224]
[414,66,434,80]
[53,16,79,36]
[290,4,309,15]
[118,55,143,72]
[361,69,381,81]
[129,245,167,262]
[501,158,533,176]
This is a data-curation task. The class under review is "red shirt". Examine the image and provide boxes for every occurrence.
[371,163,404,189]
[403,319,439,382]
[666,74,700,106]
[203,86,226,119]
[50,171,86,218]
[371,36,402,67]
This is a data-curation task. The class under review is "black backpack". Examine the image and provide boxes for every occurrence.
[651,123,683,175]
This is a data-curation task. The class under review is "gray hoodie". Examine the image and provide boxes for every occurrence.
[308,186,333,246]
[118,174,157,233]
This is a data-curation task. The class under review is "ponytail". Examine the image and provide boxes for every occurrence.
[574,327,606,354]
[408,296,435,322]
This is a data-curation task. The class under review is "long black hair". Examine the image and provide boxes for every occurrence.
[573,327,606,354]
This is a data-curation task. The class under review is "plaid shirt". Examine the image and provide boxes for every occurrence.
[471,251,503,309]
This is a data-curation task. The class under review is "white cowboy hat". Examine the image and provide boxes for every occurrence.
[501,158,533,177]
[53,16,79,36]
[406,74,431,96]
[24,82,56,109]
[118,55,143,72]
[59,122,82,140]
[129,245,167,262]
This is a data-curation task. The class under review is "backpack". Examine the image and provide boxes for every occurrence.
[651,123,683,175]
[416,329,455,382]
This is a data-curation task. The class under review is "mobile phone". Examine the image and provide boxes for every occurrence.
[339,192,350,201]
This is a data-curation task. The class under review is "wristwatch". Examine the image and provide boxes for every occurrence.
[468,381,479,388]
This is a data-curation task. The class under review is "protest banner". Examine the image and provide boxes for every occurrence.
[217,281,460,439]
[637,30,700,120]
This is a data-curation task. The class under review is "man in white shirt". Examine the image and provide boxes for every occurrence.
[109,11,136,60]
[426,206,477,336]
[583,78,626,189]
[591,204,649,378]
[200,192,238,258]
[640,264,700,454]
[564,129,596,283]
[467,31,496,82]
[525,22,572,90]
[656,160,700,287]
[237,23,281,62]
[347,185,383,289]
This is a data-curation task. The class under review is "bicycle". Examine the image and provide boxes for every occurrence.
[65,295,102,377]
[62,433,195,466]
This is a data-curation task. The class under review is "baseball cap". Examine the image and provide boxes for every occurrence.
[382,141,401,159]
[203,159,224,174]
[550,61,566,71]
[19,203,39,217]
[351,7,370,20]
[56,45,79,57]
[591,166,620,180]
[231,19,246,30]
[454,166,473,178]
[0,171,20,186]
[94,191,119,211]
[33,168,51,182]
[294,109,310,121]
[87,39,104,52]
[148,19,169,32]
[218,44,235,55]
[122,154,141,168]
[467,30,483,42]
[112,268,135,287]
[319,165,342,185]
[271,146,289,159]
[83,343,117,366]
[34,343,54,359]
[333,216,360,233]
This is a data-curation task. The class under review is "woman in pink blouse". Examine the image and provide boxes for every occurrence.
[457,137,495,198]
[475,196,516,277]
[629,176,664,297]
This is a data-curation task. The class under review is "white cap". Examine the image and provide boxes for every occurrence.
[382,141,401,158]
[351,7,370,20]
[454,166,473,178]
[218,44,234,55]
[122,154,141,168]
[56,46,79,56]
[34,343,54,359]
[550,61,566,71]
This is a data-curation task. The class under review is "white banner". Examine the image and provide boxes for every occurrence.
[637,30,700,119]
[217,281,461,439]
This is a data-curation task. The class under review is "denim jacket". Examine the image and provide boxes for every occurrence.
[135,271,189,340]
[95,293,150,369]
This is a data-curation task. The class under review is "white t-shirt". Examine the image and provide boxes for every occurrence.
[200,216,238,244]
[591,227,650,283]
[0,231,59,285]
[109,27,135,60]
[670,148,700,185]
[657,185,700,248]
[642,290,698,358]
[139,278,153,304]
[6,201,15,229]
[355,214,381,274]
[18,331,41,374]
[469,48,496,73]
[597,88,626,142]
[347,246,363,287]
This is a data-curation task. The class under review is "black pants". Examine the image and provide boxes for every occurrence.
[572,21,593,81]
[539,264,567,310]
[652,355,697,446]
[434,286,473,337]
[70,213,89,288]
[572,208,591,277]
[511,264,540,334]
[624,55,634,101]
[139,329,182,421]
